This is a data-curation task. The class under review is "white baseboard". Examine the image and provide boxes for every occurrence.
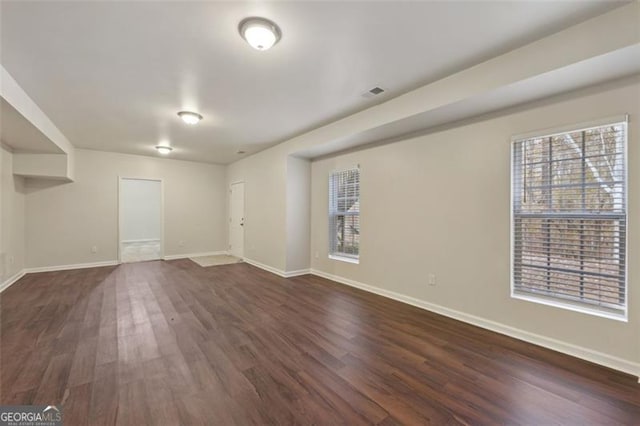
[25,260,120,274]
[242,257,310,278]
[243,258,288,277]
[309,269,640,379]
[285,268,311,278]
[164,251,228,261]
[0,270,26,293]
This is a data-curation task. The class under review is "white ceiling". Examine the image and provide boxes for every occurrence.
[298,46,640,159]
[0,1,626,164]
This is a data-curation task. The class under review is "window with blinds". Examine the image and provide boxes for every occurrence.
[511,118,627,318]
[329,167,360,261]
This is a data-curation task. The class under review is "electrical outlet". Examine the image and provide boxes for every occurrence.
[428,273,436,286]
[179,240,185,247]
[8,256,14,265]
[314,251,319,259]
[91,246,98,254]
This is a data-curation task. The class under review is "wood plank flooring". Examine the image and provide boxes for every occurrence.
[1,260,639,425]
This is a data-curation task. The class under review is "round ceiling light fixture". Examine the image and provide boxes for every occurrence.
[239,17,281,51]
[177,111,203,125]
[155,145,173,155]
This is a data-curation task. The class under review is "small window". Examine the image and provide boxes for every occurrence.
[329,167,360,262]
[511,118,627,319]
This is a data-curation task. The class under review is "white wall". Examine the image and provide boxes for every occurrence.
[13,153,72,181]
[120,178,161,242]
[310,78,640,369]
[223,4,639,277]
[227,146,288,271]
[286,156,311,272]
[0,145,26,284]
[25,149,227,268]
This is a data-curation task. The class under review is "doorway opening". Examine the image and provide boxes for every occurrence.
[119,177,163,263]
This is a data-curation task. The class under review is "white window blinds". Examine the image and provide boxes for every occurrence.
[329,167,360,259]
[512,119,627,317]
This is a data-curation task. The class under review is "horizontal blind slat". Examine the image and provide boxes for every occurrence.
[512,121,627,314]
[329,167,360,257]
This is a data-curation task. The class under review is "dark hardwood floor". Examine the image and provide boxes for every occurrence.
[1,260,638,425]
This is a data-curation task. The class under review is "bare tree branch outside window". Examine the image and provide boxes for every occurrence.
[329,168,360,258]
[512,121,627,316]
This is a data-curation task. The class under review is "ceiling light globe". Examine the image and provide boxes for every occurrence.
[177,111,203,125]
[155,145,173,155]
[239,18,281,51]
[244,26,276,50]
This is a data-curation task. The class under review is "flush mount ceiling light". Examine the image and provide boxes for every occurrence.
[177,111,203,125]
[155,145,173,155]
[238,17,281,51]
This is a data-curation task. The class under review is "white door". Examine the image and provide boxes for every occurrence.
[119,178,163,263]
[229,182,245,258]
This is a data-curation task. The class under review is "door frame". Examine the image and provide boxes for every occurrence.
[229,181,245,258]
[117,176,165,263]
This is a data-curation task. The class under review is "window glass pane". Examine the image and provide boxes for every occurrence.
[512,121,626,316]
[329,168,360,258]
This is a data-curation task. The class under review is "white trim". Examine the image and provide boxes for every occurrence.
[164,251,229,261]
[512,293,626,322]
[510,118,629,321]
[25,260,119,274]
[243,258,288,277]
[510,136,516,331]
[329,254,360,264]
[511,114,628,142]
[242,257,310,278]
[309,268,640,379]
[121,238,161,244]
[0,270,26,293]
[329,167,361,262]
[284,268,312,278]
[329,164,360,174]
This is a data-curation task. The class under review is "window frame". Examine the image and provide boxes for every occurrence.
[328,166,360,264]
[510,115,629,321]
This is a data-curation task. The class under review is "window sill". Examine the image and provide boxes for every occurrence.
[511,292,627,322]
[329,254,359,265]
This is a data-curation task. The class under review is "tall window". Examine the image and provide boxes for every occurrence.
[512,118,627,318]
[329,167,360,262]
